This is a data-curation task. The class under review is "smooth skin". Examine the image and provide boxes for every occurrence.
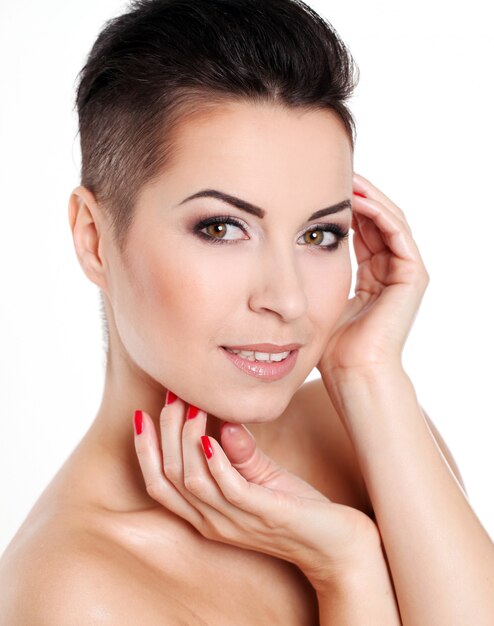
[130,163,424,584]
[131,120,494,623]
[1,101,490,624]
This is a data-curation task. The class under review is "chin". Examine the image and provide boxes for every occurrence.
[205,386,295,424]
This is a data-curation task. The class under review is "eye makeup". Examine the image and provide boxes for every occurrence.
[191,213,350,252]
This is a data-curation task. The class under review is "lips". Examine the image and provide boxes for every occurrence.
[220,346,299,381]
[221,342,302,353]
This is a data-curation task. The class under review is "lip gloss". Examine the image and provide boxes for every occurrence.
[220,347,298,381]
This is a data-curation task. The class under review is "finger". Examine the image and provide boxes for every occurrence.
[354,209,387,256]
[181,406,235,507]
[160,393,186,484]
[219,424,329,505]
[352,193,422,264]
[160,397,225,517]
[133,409,203,527]
[183,410,288,524]
[200,433,289,523]
[351,213,373,265]
[162,397,265,535]
[353,172,411,230]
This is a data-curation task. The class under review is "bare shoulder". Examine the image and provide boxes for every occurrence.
[288,376,373,515]
[292,375,360,469]
[0,511,182,625]
[291,377,467,505]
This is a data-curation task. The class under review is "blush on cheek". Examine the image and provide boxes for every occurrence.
[110,244,193,380]
[309,259,352,332]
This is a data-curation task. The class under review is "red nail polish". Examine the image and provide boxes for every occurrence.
[134,410,143,435]
[165,390,177,405]
[354,191,367,198]
[201,435,213,459]
[186,404,200,420]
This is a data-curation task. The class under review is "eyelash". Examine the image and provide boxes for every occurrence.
[192,215,350,252]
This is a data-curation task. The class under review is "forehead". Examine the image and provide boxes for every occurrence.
[164,101,353,200]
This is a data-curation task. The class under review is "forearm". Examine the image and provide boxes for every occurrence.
[322,363,494,625]
[316,542,402,625]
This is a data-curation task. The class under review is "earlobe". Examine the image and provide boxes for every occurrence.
[67,186,108,291]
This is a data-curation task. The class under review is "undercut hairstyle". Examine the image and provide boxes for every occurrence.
[73,0,360,357]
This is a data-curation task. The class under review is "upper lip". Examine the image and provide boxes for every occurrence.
[222,343,302,353]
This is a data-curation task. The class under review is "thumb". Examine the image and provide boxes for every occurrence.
[220,422,281,484]
[220,422,330,501]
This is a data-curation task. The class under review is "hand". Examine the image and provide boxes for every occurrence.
[317,172,430,376]
[133,394,382,591]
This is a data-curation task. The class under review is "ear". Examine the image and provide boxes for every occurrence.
[68,186,108,292]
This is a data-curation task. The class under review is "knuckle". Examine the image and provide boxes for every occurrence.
[261,510,284,531]
[392,207,405,222]
[417,268,430,289]
[269,514,284,530]
[134,442,148,458]
[183,473,206,494]
[198,520,215,540]
[163,461,182,483]
[199,517,231,543]
[145,481,163,502]
[159,410,172,428]
[224,485,245,507]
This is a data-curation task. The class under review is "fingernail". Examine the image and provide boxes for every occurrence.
[221,421,241,437]
[201,435,213,459]
[165,390,178,405]
[134,410,143,435]
[354,191,367,198]
[186,404,200,420]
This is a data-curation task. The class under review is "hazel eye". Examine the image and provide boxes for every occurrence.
[299,227,339,248]
[205,223,225,239]
[193,215,248,244]
[203,221,244,240]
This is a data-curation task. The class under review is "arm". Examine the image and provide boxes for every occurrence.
[314,540,402,624]
[322,363,494,626]
[421,407,468,495]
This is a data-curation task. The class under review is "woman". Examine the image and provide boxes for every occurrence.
[1,0,492,623]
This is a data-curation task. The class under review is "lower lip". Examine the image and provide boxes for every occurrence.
[220,347,299,381]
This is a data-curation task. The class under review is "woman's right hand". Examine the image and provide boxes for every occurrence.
[133,393,384,592]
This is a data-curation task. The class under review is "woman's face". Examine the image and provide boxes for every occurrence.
[104,101,353,422]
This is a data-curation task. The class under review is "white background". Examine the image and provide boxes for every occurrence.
[1,0,492,555]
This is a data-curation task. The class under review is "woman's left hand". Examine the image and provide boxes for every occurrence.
[317,172,430,376]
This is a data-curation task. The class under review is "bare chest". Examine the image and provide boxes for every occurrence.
[115,414,367,624]
[116,516,319,626]
[4,379,369,624]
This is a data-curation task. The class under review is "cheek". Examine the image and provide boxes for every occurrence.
[305,253,352,333]
[111,243,227,382]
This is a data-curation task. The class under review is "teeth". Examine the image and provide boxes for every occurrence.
[226,349,291,363]
[267,352,290,362]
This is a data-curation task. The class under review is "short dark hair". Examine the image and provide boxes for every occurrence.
[75,0,359,257]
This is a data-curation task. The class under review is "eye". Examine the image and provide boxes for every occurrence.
[298,225,349,251]
[192,214,349,251]
[193,215,248,244]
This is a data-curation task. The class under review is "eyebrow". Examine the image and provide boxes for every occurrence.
[176,189,352,221]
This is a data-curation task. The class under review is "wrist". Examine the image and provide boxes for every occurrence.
[314,544,401,625]
[302,521,386,595]
[324,550,391,596]
[320,360,406,389]
[319,361,410,420]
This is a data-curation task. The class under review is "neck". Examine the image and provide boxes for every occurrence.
[73,342,269,514]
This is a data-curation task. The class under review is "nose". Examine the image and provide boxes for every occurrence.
[247,245,308,322]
